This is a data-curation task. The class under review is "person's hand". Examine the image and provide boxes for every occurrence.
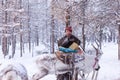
[77,49,83,54]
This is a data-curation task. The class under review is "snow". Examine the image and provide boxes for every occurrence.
[98,43,120,80]
[0,42,120,80]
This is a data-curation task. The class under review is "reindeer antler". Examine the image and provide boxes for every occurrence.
[92,44,97,51]
[92,44,99,56]
[95,39,100,48]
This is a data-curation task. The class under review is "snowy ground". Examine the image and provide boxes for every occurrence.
[98,43,120,80]
[0,42,120,80]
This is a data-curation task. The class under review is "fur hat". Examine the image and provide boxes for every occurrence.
[65,26,72,32]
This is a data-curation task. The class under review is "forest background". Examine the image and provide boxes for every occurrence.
[0,0,120,59]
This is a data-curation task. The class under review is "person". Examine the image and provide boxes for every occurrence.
[57,26,81,53]
[56,26,82,80]
[56,26,83,63]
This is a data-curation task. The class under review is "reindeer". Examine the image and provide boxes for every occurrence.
[0,63,28,80]
[32,44,103,80]
[78,44,103,80]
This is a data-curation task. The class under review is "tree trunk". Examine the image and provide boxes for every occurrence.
[50,0,55,53]
[65,8,71,27]
[2,0,8,58]
[45,0,48,43]
[81,0,87,51]
[35,26,39,46]
[20,33,23,57]
[51,14,55,53]
[99,26,102,49]
[12,35,16,58]
[28,28,31,52]
[2,36,8,57]
[27,0,31,52]
[19,0,23,57]
[118,25,120,60]
[82,26,85,51]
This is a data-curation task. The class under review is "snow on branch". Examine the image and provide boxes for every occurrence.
[0,27,5,31]
[2,23,20,27]
[114,11,120,19]
[0,33,11,37]
[4,8,24,13]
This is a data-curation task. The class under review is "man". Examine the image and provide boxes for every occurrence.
[56,26,83,62]
[58,26,81,53]
[56,26,82,80]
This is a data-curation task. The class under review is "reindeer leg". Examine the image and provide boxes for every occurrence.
[94,65,100,80]
[95,70,99,80]
[91,70,95,80]
[32,68,48,80]
[79,71,85,80]
[92,65,100,80]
